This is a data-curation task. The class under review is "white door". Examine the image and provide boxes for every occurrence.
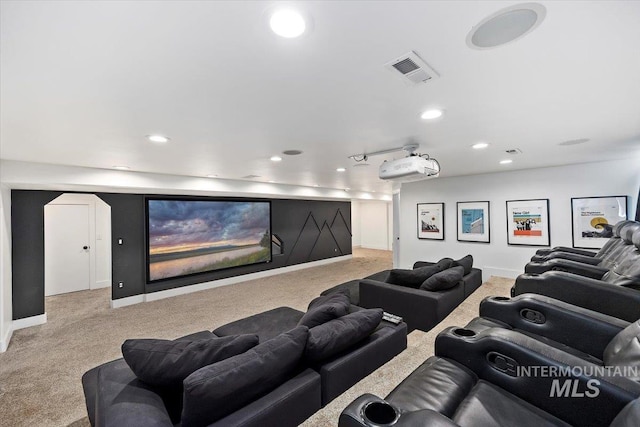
[45,204,91,296]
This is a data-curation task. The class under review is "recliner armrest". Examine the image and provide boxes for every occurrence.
[479,294,629,359]
[524,258,609,279]
[534,246,597,258]
[534,251,602,265]
[435,327,640,427]
[512,271,640,322]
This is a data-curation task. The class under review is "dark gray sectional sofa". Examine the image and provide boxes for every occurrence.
[323,255,483,332]
[82,294,407,427]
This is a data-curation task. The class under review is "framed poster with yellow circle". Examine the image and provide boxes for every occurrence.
[571,196,627,249]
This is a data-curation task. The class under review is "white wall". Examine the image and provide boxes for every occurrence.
[358,201,393,250]
[398,159,640,279]
[0,186,13,352]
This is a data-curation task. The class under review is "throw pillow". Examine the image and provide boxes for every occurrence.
[387,265,441,288]
[298,290,351,328]
[435,257,454,271]
[452,254,473,275]
[121,334,258,388]
[420,266,464,291]
[181,325,309,426]
[305,308,383,363]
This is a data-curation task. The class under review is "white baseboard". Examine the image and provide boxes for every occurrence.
[145,255,353,303]
[111,294,145,309]
[12,313,47,330]
[358,244,391,251]
[92,279,111,289]
[1,326,13,353]
[482,267,522,280]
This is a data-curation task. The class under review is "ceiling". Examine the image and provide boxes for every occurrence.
[1,1,640,195]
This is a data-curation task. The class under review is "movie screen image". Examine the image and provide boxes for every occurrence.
[147,199,271,282]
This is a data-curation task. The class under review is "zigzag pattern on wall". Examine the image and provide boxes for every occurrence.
[286,208,352,265]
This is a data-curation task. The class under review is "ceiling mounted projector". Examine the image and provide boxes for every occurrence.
[379,155,440,182]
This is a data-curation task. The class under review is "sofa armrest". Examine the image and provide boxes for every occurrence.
[339,394,459,427]
[524,259,609,279]
[435,327,640,427]
[209,368,321,427]
[512,271,640,322]
[360,279,464,332]
[317,323,407,405]
[534,246,597,258]
[479,294,629,359]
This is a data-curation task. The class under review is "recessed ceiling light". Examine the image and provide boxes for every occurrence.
[467,3,546,49]
[206,174,218,178]
[113,165,130,170]
[313,184,319,187]
[344,188,351,191]
[336,167,346,172]
[268,180,275,183]
[420,109,443,120]
[270,10,306,38]
[270,155,282,162]
[472,142,489,149]
[147,135,170,143]
[499,159,513,165]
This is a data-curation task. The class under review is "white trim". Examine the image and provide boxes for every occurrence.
[359,244,390,251]
[483,267,521,280]
[94,280,111,289]
[12,313,47,330]
[111,295,144,309]
[0,326,13,352]
[145,255,353,303]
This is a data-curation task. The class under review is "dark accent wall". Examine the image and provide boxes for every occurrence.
[11,190,351,320]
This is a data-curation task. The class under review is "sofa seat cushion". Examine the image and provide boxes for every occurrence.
[420,266,465,291]
[213,307,304,342]
[182,325,309,426]
[121,334,259,388]
[305,309,383,363]
[386,357,477,417]
[452,381,570,427]
[299,290,351,328]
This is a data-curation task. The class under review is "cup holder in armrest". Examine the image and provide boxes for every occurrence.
[492,296,510,301]
[361,401,400,426]
[453,328,476,337]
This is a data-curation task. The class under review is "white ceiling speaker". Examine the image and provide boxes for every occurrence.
[467,3,546,49]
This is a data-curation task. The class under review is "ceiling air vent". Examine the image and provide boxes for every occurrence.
[505,148,523,155]
[385,51,440,85]
[241,174,261,179]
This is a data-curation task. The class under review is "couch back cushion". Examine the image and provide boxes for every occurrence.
[420,266,465,291]
[452,255,473,276]
[181,326,309,426]
[298,291,350,328]
[388,265,441,288]
[305,308,383,363]
[604,320,640,379]
[121,334,259,388]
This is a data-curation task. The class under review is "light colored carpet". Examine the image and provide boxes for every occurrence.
[0,248,514,427]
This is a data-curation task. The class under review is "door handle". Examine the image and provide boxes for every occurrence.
[83,246,90,250]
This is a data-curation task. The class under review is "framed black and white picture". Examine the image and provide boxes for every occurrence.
[457,201,490,243]
[417,203,444,240]
[506,199,550,246]
[571,196,627,249]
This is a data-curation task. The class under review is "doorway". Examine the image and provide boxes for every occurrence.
[44,194,112,296]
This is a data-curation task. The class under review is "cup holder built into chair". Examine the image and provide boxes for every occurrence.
[361,401,400,426]
[453,328,476,337]
[492,296,510,301]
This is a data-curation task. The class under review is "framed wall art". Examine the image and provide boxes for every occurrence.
[457,201,490,243]
[506,199,550,246]
[571,196,627,249]
[417,203,444,240]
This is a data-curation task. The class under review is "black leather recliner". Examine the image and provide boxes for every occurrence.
[525,223,640,279]
[340,325,640,427]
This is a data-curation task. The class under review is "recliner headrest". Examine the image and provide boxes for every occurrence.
[621,222,640,244]
[614,220,636,237]
[633,229,640,249]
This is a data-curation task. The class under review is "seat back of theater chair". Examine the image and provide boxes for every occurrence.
[598,220,636,258]
[610,396,640,426]
[602,229,640,287]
